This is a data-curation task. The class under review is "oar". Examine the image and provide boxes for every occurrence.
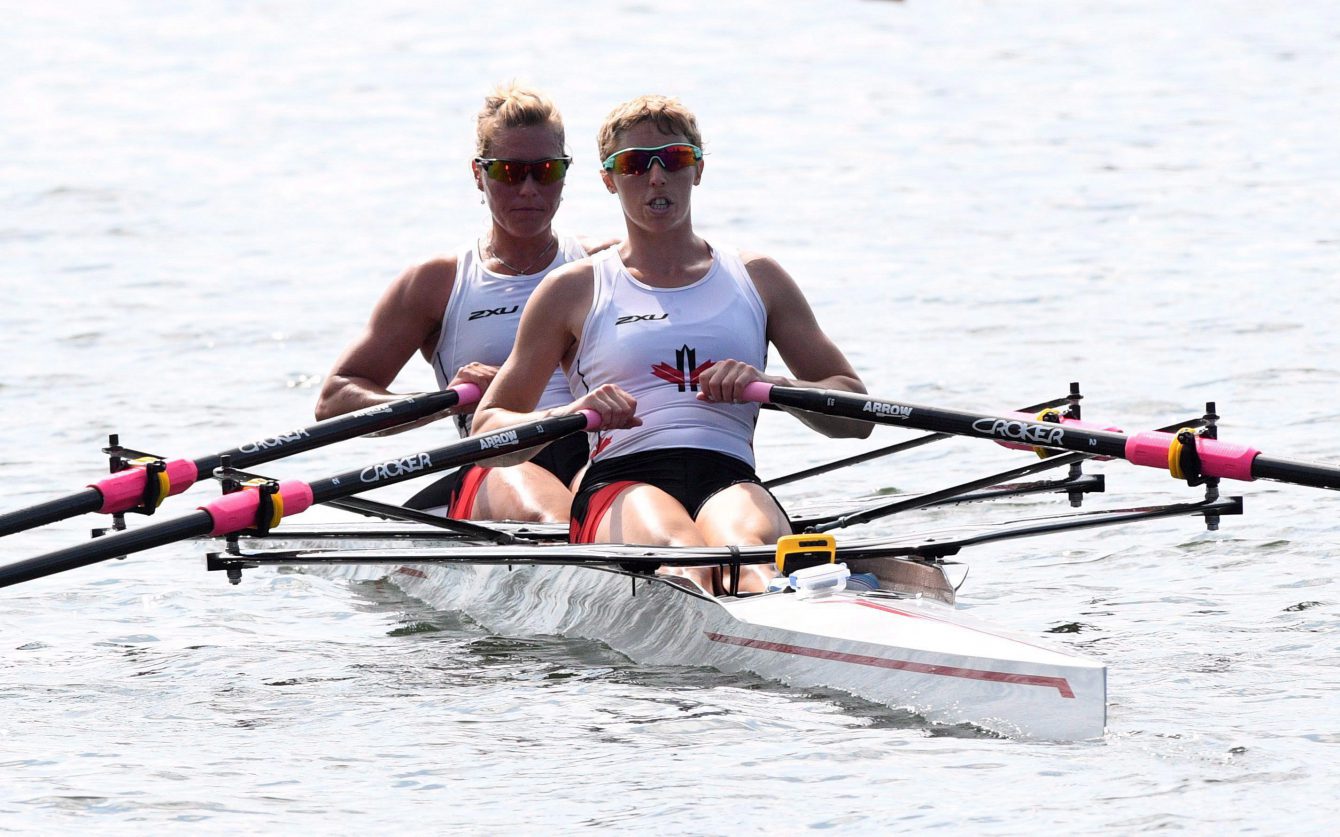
[0,385,480,539]
[0,409,597,589]
[743,383,1340,491]
[763,393,1073,489]
[797,412,1206,533]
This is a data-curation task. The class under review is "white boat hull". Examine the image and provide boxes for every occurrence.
[316,558,1105,741]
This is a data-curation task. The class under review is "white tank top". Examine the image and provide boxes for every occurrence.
[432,233,586,434]
[567,245,768,465]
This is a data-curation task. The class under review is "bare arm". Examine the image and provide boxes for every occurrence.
[314,258,457,427]
[472,262,640,464]
[696,252,872,439]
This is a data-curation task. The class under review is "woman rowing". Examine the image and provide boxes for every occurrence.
[315,83,615,522]
[472,94,870,592]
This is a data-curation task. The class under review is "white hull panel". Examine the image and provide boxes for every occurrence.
[320,560,1105,741]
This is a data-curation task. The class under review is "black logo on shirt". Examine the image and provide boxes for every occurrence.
[468,305,519,320]
[617,313,669,326]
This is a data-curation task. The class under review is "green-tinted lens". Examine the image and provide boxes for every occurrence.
[532,157,570,184]
[487,160,522,184]
[479,157,570,185]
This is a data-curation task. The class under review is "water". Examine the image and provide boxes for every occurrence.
[3,0,1338,831]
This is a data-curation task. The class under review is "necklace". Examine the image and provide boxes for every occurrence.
[482,235,558,275]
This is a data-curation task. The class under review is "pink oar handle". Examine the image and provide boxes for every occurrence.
[452,382,482,406]
[742,382,774,404]
[577,409,602,431]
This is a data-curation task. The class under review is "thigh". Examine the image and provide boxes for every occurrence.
[594,483,706,546]
[472,462,573,523]
[694,482,791,546]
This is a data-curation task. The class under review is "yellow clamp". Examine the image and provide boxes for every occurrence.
[1031,408,1063,459]
[130,456,171,509]
[775,533,837,575]
[1167,427,1199,481]
[243,478,286,530]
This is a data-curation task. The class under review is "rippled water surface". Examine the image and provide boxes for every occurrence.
[3,1,1339,832]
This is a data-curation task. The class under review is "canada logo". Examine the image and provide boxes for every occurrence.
[651,345,714,392]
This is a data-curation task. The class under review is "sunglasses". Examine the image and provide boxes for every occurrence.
[601,143,703,176]
[474,156,572,185]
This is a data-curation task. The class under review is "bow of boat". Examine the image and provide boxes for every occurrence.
[713,589,1106,741]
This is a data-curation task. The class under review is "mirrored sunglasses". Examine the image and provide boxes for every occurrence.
[601,143,703,176]
[474,156,572,185]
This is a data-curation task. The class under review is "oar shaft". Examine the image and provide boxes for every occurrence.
[0,512,215,587]
[0,489,103,537]
[762,394,1075,489]
[745,384,1340,491]
[0,386,478,539]
[304,411,594,504]
[0,409,596,589]
[196,386,477,474]
[747,383,1129,458]
[1243,454,1340,491]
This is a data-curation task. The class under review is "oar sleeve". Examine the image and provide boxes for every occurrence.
[1125,432,1259,481]
[92,459,200,514]
[200,481,315,536]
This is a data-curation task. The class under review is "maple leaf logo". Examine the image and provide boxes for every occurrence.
[650,345,714,392]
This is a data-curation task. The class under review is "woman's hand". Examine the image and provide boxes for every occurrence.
[695,359,776,404]
[565,384,642,430]
[448,362,500,393]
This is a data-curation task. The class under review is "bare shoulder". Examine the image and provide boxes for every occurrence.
[524,259,594,329]
[578,235,621,255]
[738,248,783,272]
[548,256,594,280]
[359,253,460,344]
[737,248,803,305]
[396,254,457,310]
[537,257,595,296]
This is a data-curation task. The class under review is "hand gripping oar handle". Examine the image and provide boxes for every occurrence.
[0,384,481,538]
[0,407,598,589]
[742,383,1340,491]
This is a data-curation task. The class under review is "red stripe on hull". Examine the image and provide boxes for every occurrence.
[704,631,1076,698]
[845,598,1084,660]
[396,566,428,579]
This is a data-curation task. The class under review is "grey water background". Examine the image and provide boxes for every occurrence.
[2,0,1338,832]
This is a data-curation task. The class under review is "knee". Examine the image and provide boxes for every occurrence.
[648,518,709,547]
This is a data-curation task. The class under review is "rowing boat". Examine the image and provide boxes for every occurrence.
[5,382,1334,742]
[226,523,1109,740]
[217,467,1236,740]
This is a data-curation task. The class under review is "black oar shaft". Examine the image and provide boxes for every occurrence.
[762,394,1074,489]
[298,412,591,505]
[0,512,215,587]
[0,410,592,589]
[0,489,103,537]
[759,385,1130,458]
[752,385,1340,491]
[0,387,473,539]
[1251,454,1340,491]
[194,388,469,474]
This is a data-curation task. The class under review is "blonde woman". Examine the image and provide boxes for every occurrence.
[473,95,868,591]
[316,84,614,522]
